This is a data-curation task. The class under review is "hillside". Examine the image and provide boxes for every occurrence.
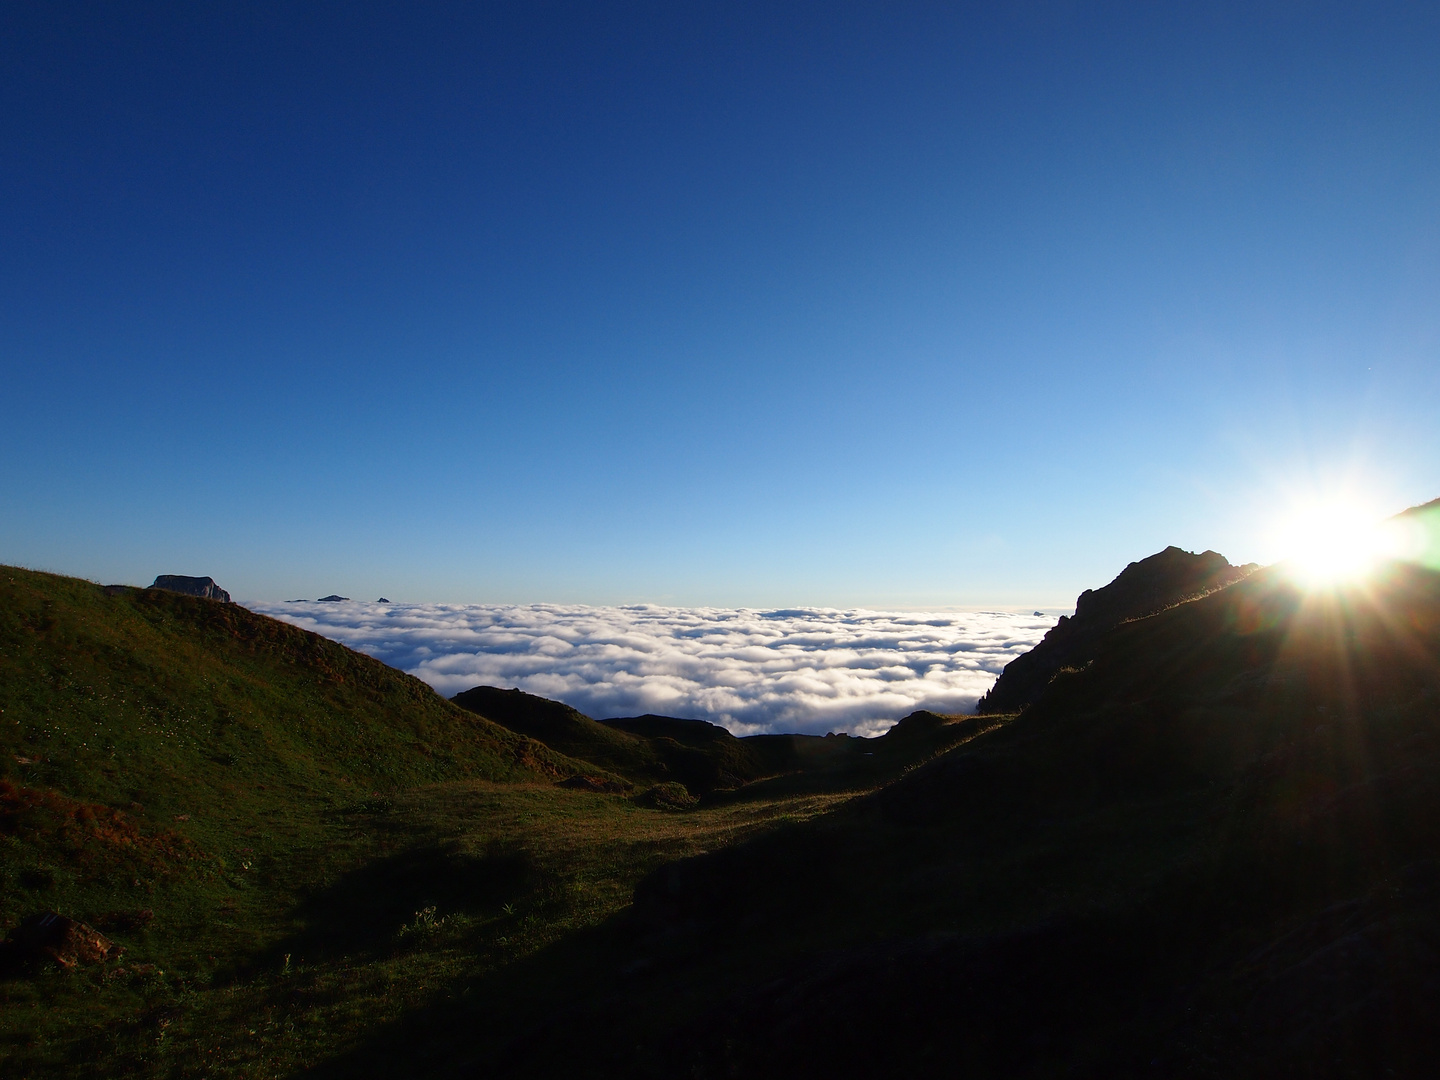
[323,552,1440,1078]
[450,686,662,789]
[977,544,1254,713]
[454,686,989,797]
[0,567,893,1077]
[0,568,598,833]
[450,688,793,795]
[603,713,778,789]
[11,536,1440,1079]
[618,561,1440,1077]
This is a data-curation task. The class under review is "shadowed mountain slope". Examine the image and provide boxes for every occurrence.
[449,688,781,794]
[453,688,810,795]
[602,713,783,791]
[454,687,996,798]
[17,536,1440,1078]
[450,686,665,790]
[432,557,1440,1079]
[977,544,1255,714]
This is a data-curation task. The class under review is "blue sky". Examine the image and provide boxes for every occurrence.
[3,1,1438,607]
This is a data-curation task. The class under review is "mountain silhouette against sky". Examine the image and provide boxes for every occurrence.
[6,506,1440,1077]
[977,545,1256,715]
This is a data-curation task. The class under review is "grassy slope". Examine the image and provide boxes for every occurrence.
[0,567,870,1077]
[330,562,1440,1078]
[450,687,668,788]
[0,569,607,921]
[0,568,600,802]
[28,552,1434,1077]
[603,713,788,790]
[636,564,1440,1077]
[0,567,583,1073]
[454,686,992,798]
[451,688,811,795]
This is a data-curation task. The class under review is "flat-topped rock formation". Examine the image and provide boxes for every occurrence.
[150,575,231,602]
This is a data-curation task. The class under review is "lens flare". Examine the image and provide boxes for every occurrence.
[1274,498,1401,587]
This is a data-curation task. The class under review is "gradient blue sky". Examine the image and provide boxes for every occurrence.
[3,1,1438,607]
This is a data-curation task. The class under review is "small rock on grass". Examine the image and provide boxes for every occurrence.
[0,911,120,972]
[635,782,699,810]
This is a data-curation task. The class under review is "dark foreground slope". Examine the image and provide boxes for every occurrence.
[635,562,1440,1078]
[369,558,1440,1079]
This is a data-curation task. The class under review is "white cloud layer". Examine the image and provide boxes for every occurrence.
[246,601,1054,737]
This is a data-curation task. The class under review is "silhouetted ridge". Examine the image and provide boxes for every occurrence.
[451,686,647,787]
[452,685,602,746]
[877,709,951,743]
[451,691,988,797]
[606,556,1440,1077]
[603,713,736,745]
[453,688,776,793]
[976,544,1253,714]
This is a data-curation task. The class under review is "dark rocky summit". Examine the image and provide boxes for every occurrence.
[316,594,350,602]
[150,575,231,602]
[976,545,1254,714]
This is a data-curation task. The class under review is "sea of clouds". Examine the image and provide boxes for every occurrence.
[246,601,1056,737]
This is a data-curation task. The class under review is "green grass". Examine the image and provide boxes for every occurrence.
[15,557,1439,1076]
[0,566,870,1077]
[2,776,850,1078]
[450,687,971,797]
[303,561,1440,1079]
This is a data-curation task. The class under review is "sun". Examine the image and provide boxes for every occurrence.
[1273,496,1399,587]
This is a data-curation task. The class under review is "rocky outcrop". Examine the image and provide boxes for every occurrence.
[150,575,231,602]
[0,911,118,972]
[976,546,1254,714]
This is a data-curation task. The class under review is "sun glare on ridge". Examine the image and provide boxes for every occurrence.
[1273,496,1401,588]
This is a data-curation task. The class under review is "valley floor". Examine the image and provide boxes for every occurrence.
[1,779,853,1078]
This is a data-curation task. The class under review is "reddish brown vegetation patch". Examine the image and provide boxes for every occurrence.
[512,738,563,778]
[0,779,196,871]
